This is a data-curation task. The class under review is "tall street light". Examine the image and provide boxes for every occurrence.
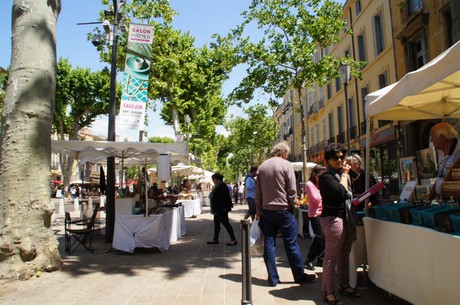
[105,0,126,243]
[339,63,351,155]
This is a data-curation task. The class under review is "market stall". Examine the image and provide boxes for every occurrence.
[52,140,190,248]
[112,206,185,253]
[362,40,460,304]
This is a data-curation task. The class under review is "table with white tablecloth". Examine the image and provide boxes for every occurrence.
[112,206,185,253]
[364,217,460,305]
[176,199,202,218]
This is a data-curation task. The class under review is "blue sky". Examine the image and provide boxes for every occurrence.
[0,0,254,141]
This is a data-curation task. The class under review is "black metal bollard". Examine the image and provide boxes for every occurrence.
[241,219,253,305]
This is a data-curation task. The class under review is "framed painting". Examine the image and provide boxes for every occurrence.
[416,147,437,179]
[400,156,417,184]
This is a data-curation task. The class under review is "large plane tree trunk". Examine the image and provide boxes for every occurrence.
[0,0,63,280]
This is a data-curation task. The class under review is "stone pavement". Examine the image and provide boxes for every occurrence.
[0,203,412,305]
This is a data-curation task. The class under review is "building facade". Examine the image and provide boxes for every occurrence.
[277,0,460,199]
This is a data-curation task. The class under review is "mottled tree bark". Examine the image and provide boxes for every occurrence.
[0,0,63,280]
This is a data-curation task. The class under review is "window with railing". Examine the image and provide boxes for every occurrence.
[357,33,366,62]
[361,85,368,123]
[348,95,355,130]
[322,119,327,143]
[378,71,388,89]
[355,0,362,16]
[328,112,334,139]
[407,0,422,16]
[338,106,344,134]
[407,36,426,72]
[373,11,385,56]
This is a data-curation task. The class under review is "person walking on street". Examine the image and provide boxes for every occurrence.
[256,142,316,287]
[304,165,327,271]
[238,181,245,204]
[233,182,239,205]
[243,166,258,221]
[319,143,361,305]
[207,173,238,246]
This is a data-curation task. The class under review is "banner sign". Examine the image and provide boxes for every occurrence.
[128,23,154,44]
[119,23,154,130]
[118,54,150,130]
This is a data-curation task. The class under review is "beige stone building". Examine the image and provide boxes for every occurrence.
[277,0,460,198]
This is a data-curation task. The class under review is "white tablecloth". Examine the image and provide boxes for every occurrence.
[349,225,366,287]
[177,199,202,217]
[296,208,314,237]
[364,217,460,305]
[112,206,186,253]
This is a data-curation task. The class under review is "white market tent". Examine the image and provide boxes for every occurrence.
[364,40,460,190]
[52,140,190,218]
[291,162,319,171]
[363,40,460,305]
[365,40,460,120]
[52,140,190,166]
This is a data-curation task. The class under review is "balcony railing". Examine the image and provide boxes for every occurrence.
[360,121,367,134]
[337,132,345,143]
[308,104,319,116]
[318,99,325,109]
[350,125,358,139]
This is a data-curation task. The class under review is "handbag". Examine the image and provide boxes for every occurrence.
[249,219,264,256]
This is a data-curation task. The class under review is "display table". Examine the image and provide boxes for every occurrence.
[296,208,313,237]
[349,225,366,287]
[176,199,201,218]
[112,206,185,253]
[115,198,136,215]
[364,217,460,305]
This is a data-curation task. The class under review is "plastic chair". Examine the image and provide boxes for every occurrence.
[64,203,100,254]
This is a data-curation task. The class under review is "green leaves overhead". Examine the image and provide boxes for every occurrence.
[229,0,353,103]
[54,58,119,139]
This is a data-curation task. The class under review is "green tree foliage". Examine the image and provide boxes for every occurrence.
[0,67,7,112]
[148,136,175,144]
[54,58,119,140]
[54,58,120,189]
[225,104,278,176]
[229,0,363,171]
[94,1,238,167]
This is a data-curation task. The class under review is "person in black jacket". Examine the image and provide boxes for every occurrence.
[207,173,238,246]
[319,143,361,305]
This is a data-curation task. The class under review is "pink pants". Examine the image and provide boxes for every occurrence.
[320,216,353,293]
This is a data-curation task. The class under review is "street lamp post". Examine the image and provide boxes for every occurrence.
[339,63,351,155]
[105,0,126,243]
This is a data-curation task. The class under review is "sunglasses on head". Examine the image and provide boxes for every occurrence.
[330,155,344,161]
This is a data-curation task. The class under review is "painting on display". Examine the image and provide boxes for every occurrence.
[400,156,418,185]
[416,147,437,179]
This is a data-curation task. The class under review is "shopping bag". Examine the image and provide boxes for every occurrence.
[249,219,264,256]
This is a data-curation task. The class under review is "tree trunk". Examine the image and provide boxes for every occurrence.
[0,0,63,280]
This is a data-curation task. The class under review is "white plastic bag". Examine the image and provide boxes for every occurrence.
[249,219,264,256]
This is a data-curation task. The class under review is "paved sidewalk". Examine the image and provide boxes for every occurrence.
[0,204,411,305]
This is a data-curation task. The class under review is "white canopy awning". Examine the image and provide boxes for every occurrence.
[291,162,318,171]
[365,40,460,120]
[52,140,189,165]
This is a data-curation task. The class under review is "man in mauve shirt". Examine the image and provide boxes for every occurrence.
[256,141,316,287]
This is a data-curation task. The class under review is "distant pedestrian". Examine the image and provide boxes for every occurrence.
[243,166,258,221]
[233,182,239,205]
[304,165,327,271]
[238,181,244,204]
[207,173,237,246]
